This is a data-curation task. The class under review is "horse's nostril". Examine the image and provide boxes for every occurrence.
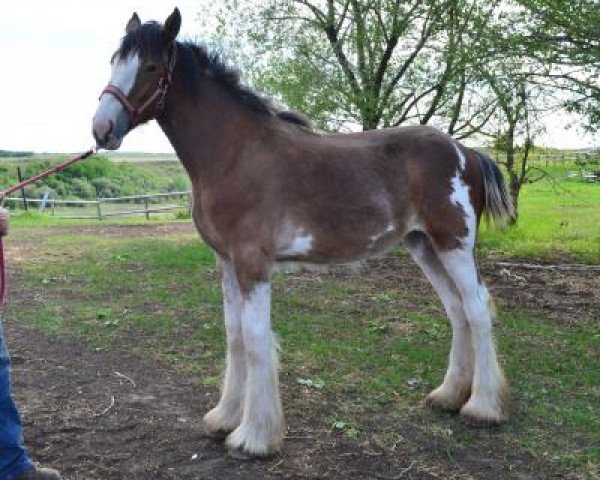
[93,119,114,146]
[106,120,114,139]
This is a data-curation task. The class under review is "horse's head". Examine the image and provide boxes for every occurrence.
[92,8,181,150]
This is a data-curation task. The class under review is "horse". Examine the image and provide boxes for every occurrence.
[92,8,514,458]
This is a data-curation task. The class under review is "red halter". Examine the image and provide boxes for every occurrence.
[100,47,177,129]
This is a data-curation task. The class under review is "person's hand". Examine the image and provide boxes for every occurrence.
[0,207,9,237]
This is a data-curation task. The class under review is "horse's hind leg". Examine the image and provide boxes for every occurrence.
[406,232,473,411]
[437,245,509,424]
[203,257,246,435]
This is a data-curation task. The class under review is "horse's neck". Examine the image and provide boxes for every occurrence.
[158,80,260,185]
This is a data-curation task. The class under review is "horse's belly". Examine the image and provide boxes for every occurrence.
[275,219,401,264]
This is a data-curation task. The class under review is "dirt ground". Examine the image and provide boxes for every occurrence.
[4,223,599,479]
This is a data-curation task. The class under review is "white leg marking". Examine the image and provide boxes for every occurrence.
[407,236,473,410]
[439,247,507,423]
[445,170,507,420]
[226,282,284,455]
[203,258,245,434]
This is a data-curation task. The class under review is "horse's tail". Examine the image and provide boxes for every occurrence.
[475,151,515,225]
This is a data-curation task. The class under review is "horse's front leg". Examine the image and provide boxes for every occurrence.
[225,254,284,457]
[203,257,246,435]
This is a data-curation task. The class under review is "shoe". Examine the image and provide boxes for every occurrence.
[14,467,62,480]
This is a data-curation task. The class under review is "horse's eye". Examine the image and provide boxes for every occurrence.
[145,64,158,73]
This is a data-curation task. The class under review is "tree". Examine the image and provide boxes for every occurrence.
[510,0,600,130]
[484,72,544,221]
[198,0,600,220]
[462,1,600,218]
[201,0,502,133]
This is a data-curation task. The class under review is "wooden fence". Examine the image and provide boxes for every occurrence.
[491,151,597,165]
[3,191,192,220]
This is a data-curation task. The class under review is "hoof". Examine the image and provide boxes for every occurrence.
[202,425,229,440]
[425,385,470,412]
[460,411,502,427]
[202,407,241,439]
[225,423,283,459]
[460,401,506,427]
[227,446,275,461]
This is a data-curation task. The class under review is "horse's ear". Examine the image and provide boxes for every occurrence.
[126,12,141,34]
[162,7,181,45]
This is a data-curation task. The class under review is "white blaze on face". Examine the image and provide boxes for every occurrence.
[97,53,141,121]
[92,52,141,149]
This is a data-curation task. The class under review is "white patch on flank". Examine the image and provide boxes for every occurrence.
[370,222,395,244]
[282,234,313,256]
[96,53,140,120]
[453,142,467,170]
[449,169,476,246]
[277,223,314,257]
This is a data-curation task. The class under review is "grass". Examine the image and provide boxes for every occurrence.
[5,160,600,262]
[3,164,599,477]
[5,228,599,477]
[0,156,188,200]
[480,176,600,263]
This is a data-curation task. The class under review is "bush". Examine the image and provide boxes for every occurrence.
[55,156,115,181]
[174,208,191,220]
[7,155,187,200]
[169,174,190,192]
[70,178,96,199]
[91,177,121,197]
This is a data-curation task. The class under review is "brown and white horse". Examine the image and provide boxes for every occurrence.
[92,9,514,457]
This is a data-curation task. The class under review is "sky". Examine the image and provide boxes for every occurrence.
[0,1,597,153]
[0,1,201,153]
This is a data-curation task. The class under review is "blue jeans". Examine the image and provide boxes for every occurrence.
[0,318,34,480]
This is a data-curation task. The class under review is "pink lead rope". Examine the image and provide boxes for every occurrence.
[0,212,7,309]
[0,147,98,308]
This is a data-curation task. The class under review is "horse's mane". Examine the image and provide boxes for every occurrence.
[115,21,311,129]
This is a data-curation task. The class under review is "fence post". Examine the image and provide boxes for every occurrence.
[16,166,28,211]
[144,196,150,220]
[96,199,103,220]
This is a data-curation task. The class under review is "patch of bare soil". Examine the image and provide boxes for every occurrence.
[484,259,599,325]
[9,222,196,243]
[4,223,597,479]
[8,323,544,480]
[56,222,198,239]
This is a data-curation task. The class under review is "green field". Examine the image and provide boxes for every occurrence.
[479,175,600,263]
[6,155,600,263]
[0,154,188,201]
[3,155,599,477]
[6,223,598,478]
